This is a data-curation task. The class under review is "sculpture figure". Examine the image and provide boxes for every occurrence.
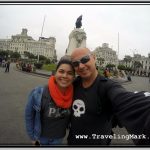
[75,15,82,28]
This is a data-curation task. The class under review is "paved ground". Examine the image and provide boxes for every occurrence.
[0,63,48,145]
[111,76,150,146]
[0,63,150,146]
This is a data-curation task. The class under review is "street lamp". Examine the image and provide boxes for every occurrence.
[38,15,46,63]
[6,36,8,51]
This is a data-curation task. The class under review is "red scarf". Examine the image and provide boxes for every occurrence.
[48,76,73,109]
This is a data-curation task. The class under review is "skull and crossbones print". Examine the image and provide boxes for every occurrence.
[72,99,85,117]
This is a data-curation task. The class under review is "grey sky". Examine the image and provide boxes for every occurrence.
[0,4,150,60]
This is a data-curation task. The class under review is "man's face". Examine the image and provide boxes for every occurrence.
[71,49,96,79]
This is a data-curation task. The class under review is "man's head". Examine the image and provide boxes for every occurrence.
[71,47,97,80]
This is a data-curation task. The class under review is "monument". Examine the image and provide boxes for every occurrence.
[66,15,87,55]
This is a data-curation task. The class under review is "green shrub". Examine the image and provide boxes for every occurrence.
[34,63,43,69]
[98,69,104,76]
[42,64,57,71]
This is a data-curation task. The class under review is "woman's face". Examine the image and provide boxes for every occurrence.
[55,64,74,89]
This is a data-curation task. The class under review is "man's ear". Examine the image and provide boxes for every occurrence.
[92,54,96,60]
[94,54,96,60]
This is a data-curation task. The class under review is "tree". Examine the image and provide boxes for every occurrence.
[7,50,13,57]
[0,50,8,58]
[106,63,115,68]
[34,62,43,69]
[39,55,47,61]
[123,55,132,67]
[126,67,133,72]
[97,57,105,66]
[24,51,36,59]
[11,52,21,59]
[133,61,143,69]
[118,65,126,70]
[106,64,116,71]
[45,58,51,64]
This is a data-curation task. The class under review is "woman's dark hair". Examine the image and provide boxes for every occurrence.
[56,55,75,74]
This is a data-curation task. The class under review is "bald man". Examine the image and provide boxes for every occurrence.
[67,47,150,145]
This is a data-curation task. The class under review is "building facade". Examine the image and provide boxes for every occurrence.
[120,54,150,75]
[93,43,118,67]
[0,28,57,61]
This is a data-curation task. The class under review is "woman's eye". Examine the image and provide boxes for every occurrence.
[68,72,74,75]
[59,70,64,73]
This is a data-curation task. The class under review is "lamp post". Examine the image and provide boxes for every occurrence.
[6,36,8,51]
[117,32,119,58]
[38,15,46,62]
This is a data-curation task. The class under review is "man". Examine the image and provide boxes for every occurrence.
[148,72,150,83]
[5,60,10,72]
[67,47,150,145]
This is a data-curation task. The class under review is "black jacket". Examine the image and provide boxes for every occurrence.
[68,75,150,145]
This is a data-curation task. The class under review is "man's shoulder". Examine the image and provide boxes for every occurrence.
[97,75,121,89]
[97,75,108,81]
[73,75,119,88]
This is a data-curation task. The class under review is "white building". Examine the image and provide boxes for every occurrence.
[121,54,150,75]
[93,43,118,67]
[0,28,57,61]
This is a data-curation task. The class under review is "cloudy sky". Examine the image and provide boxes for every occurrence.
[0,4,150,60]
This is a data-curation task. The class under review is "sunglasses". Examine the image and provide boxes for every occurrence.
[72,53,92,67]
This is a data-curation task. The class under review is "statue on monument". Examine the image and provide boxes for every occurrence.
[75,15,82,28]
[66,15,86,55]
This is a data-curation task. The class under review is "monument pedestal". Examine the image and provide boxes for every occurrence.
[66,28,87,56]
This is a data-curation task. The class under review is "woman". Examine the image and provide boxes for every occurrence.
[25,56,75,145]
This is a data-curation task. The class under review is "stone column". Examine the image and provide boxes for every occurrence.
[66,28,87,56]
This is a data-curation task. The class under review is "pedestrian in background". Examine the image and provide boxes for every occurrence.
[104,68,110,78]
[2,59,5,68]
[148,72,150,83]
[25,56,75,145]
[5,60,10,72]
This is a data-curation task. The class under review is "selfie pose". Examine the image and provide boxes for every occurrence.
[68,47,150,145]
